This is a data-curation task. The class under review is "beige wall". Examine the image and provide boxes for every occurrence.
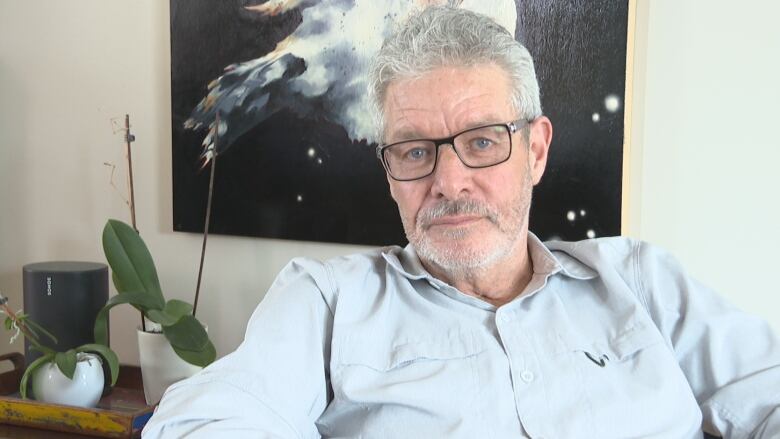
[0,0,777,365]
[627,0,780,331]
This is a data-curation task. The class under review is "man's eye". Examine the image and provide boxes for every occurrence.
[406,148,427,160]
[472,138,494,149]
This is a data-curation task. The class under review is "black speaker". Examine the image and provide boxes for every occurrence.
[22,261,108,365]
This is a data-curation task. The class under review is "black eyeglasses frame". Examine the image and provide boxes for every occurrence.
[376,118,534,182]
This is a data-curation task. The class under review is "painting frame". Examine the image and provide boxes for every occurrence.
[170,0,636,245]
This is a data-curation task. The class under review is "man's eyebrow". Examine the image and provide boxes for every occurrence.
[385,116,508,144]
[460,116,507,130]
[387,129,424,143]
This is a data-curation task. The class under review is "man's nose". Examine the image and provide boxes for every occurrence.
[429,144,473,199]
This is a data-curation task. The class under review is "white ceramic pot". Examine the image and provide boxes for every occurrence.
[137,328,203,405]
[32,353,105,408]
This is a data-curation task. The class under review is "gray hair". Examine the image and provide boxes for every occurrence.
[368,6,542,142]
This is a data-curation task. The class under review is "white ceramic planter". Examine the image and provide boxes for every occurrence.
[137,328,203,405]
[32,353,105,408]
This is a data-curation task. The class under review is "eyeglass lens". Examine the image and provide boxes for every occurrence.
[384,124,511,180]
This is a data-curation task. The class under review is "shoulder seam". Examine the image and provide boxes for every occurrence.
[321,261,337,318]
[633,240,652,314]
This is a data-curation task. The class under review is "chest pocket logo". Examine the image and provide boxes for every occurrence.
[576,322,662,368]
[569,323,699,437]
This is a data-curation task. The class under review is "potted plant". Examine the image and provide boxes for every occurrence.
[0,293,119,408]
[94,219,216,404]
[98,114,219,404]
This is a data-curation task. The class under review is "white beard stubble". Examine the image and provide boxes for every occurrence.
[404,170,533,279]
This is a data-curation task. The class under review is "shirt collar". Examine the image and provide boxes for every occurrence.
[528,233,598,280]
[381,232,597,282]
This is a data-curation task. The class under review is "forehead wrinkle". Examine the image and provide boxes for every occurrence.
[385,108,431,143]
[383,83,430,142]
[383,66,514,142]
[450,97,509,128]
[387,94,505,141]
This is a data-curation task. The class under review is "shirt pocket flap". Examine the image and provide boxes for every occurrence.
[601,324,662,361]
[337,335,481,372]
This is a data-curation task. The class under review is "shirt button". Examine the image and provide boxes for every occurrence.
[520,370,535,383]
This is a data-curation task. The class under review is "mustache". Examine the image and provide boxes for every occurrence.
[417,199,498,229]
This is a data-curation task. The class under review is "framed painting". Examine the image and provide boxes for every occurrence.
[170,0,633,245]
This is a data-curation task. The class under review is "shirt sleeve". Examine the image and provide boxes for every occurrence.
[634,241,780,439]
[142,257,335,438]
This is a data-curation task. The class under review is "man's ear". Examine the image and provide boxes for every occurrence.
[527,116,553,185]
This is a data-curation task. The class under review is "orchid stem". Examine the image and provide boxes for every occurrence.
[0,295,42,350]
[125,114,137,232]
[193,112,219,317]
[123,114,144,332]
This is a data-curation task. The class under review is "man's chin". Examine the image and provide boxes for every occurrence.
[415,240,498,272]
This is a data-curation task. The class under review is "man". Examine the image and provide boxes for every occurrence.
[144,6,780,438]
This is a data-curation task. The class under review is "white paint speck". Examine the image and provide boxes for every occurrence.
[566,211,576,222]
[580,209,586,217]
[307,147,316,158]
[296,194,303,202]
[592,112,600,123]
[316,158,323,165]
[586,229,596,239]
[604,94,621,113]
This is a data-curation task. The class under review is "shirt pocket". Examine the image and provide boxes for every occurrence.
[325,333,485,437]
[569,323,701,438]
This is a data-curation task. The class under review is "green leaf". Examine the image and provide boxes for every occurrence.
[146,300,194,327]
[172,338,216,367]
[20,354,54,399]
[164,300,193,320]
[4,316,12,330]
[54,350,78,380]
[112,271,125,293]
[102,219,165,307]
[162,315,209,352]
[24,318,58,345]
[18,316,41,340]
[146,309,178,326]
[77,343,120,386]
[94,291,162,345]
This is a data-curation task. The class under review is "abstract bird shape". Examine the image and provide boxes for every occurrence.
[184,0,518,165]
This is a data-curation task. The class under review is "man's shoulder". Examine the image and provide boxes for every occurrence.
[282,245,405,283]
[544,235,640,263]
[543,236,680,282]
[320,245,404,272]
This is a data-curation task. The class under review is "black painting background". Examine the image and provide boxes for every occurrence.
[171,0,627,245]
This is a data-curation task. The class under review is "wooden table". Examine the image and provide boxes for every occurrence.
[0,356,148,438]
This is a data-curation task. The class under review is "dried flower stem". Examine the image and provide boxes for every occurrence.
[0,294,39,348]
[119,114,144,331]
[193,112,220,317]
[125,114,138,232]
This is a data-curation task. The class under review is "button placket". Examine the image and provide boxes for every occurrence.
[506,329,548,439]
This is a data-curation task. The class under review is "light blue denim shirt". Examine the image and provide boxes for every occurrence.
[143,234,780,438]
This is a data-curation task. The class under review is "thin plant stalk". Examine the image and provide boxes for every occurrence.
[125,114,137,232]
[0,294,50,351]
[193,112,219,317]
[123,114,145,332]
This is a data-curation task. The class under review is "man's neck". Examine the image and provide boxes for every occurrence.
[422,235,534,308]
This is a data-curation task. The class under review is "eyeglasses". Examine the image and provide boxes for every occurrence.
[376,118,532,181]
